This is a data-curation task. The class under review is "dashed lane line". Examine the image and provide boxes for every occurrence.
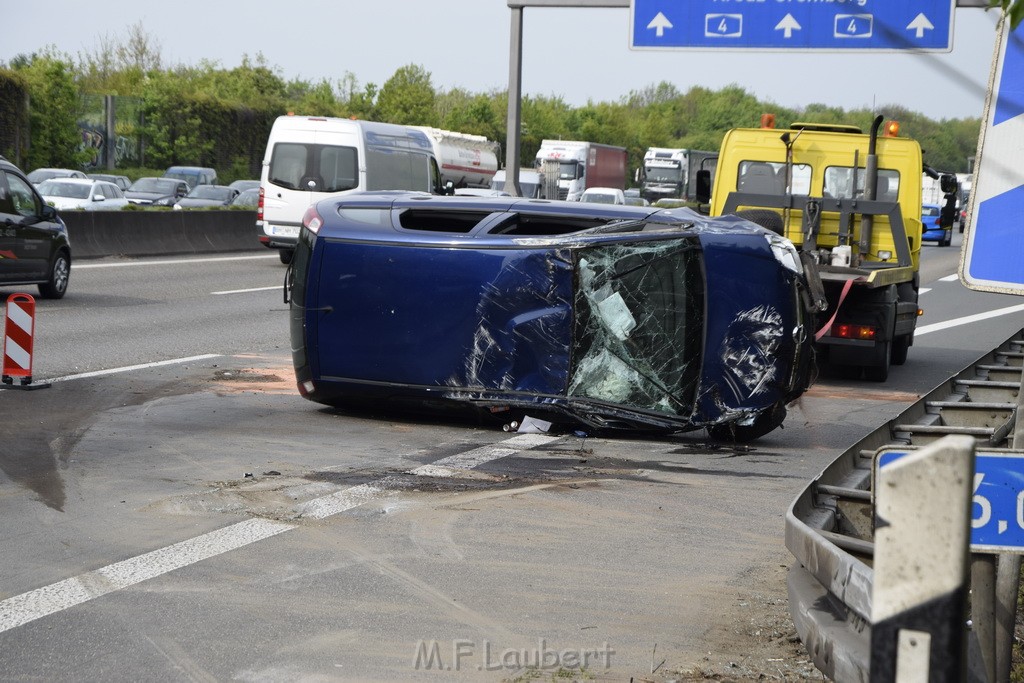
[0,433,558,634]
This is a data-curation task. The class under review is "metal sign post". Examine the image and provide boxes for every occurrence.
[871,436,974,682]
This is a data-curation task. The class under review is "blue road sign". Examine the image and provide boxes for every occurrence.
[878,449,1024,553]
[630,0,954,51]
[961,21,1024,295]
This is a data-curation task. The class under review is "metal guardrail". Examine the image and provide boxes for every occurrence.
[786,330,1024,680]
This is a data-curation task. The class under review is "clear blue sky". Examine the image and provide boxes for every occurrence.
[4,1,1002,120]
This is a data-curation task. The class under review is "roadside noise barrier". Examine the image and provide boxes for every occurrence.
[2,293,48,389]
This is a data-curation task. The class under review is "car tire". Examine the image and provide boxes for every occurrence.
[279,249,294,265]
[707,403,787,443]
[37,250,70,300]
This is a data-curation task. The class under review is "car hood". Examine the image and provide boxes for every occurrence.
[43,197,90,210]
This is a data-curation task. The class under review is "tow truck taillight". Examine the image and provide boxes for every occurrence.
[257,186,264,221]
[834,324,877,340]
[302,205,324,234]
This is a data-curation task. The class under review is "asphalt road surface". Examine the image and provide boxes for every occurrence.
[1,233,1021,681]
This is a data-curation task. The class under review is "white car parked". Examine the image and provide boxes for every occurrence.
[36,178,129,211]
[579,187,625,205]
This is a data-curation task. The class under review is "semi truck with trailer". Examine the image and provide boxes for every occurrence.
[412,126,500,190]
[698,115,956,381]
[635,147,717,204]
[534,140,627,201]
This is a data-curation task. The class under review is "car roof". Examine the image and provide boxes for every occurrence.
[39,177,101,185]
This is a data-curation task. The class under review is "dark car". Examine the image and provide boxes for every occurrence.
[164,166,217,188]
[125,177,190,206]
[230,188,260,209]
[921,203,952,246]
[0,157,72,299]
[173,185,239,209]
[229,179,260,192]
[288,193,820,441]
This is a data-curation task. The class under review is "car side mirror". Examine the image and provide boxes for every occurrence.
[40,204,58,221]
[93,194,105,202]
[939,173,958,194]
[695,170,712,204]
[444,180,455,196]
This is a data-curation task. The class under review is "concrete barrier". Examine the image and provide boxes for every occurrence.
[61,210,264,259]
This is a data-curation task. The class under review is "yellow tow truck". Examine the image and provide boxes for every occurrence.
[697,115,956,381]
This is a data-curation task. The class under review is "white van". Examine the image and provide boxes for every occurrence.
[258,115,449,263]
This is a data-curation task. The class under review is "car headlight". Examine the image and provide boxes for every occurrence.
[764,234,803,274]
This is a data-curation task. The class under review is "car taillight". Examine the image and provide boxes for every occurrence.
[834,324,876,340]
[302,205,324,234]
[257,186,264,220]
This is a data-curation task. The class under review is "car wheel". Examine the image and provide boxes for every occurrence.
[707,403,787,443]
[38,250,70,299]
[279,249,294,265]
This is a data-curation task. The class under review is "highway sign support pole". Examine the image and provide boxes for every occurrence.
[971,556,997,683]
[871,436,974,683]
[505,7,524,197]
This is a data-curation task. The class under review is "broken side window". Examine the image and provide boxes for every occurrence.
[568,238,704,416]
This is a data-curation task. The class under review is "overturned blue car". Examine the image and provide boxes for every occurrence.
[287,193,821,441]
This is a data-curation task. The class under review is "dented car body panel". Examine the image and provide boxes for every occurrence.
[289,193,817,435]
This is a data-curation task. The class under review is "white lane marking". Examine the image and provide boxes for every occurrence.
[919,288,932,295]
[0,433,559,633]
[73,255,279,270]
[916,302,1024,336]
[0,519,293,634]
[211,286,280,295]
[939,274,959,282]
[47,354,222,383]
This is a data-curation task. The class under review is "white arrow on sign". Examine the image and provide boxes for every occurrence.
[647,11,673,38]
[775,13,801,39]
[907,13,935,39]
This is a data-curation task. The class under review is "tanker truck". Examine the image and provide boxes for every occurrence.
[534,140,627,201]
[412,127,500,189]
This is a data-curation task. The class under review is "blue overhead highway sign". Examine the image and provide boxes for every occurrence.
[630,0,955,51]
[961,20,1024,294]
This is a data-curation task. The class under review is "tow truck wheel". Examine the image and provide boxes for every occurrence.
[892,335,910,365]
[864,341,891,382]
[731,209,784,236]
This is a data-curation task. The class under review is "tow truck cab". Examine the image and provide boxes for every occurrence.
[699,116,924,381]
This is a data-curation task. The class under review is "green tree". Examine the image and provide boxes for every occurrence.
[14,53,89,169]
[990,0,1024,28]
[376,64,436,125]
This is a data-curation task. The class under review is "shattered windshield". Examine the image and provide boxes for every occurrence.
[569,239,704,416]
